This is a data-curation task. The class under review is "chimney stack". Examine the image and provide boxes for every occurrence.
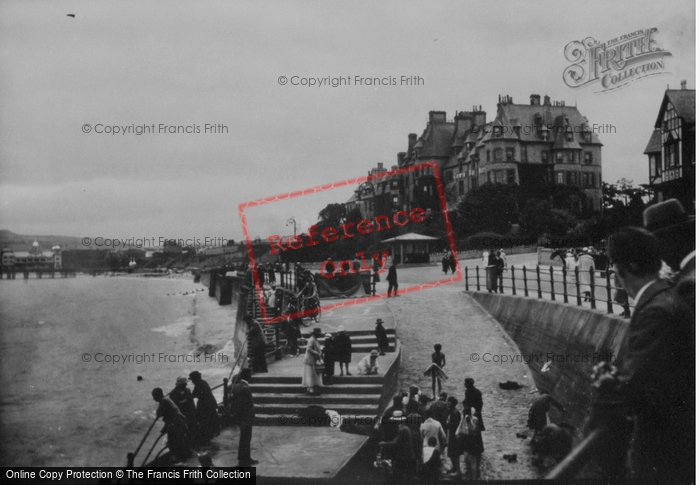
[397,152,406,166]
[681,80,687,90]
[543,95,551,106]
[429,111,447,123]
[530,94,541,106]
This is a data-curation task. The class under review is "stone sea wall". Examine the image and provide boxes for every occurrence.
[467,291,630,430]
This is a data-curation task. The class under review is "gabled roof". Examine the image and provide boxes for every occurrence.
[644,129,661,154]
[482,102,602,146]
[655,89,696,127]
[417,121,455,159]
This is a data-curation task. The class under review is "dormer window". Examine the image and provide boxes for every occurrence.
[583,131,591,142]
[565,129,574,142]
[584,152,592,165]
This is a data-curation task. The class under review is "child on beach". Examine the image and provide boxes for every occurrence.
[424,344,447,399]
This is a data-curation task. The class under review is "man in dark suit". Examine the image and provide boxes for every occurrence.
[231,368,258,466]
[608,227,694,481]
[643,198,696,310]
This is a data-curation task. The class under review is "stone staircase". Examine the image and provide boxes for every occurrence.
[249,329,397,426]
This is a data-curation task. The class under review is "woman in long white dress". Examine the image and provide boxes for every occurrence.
[302,327,323,395]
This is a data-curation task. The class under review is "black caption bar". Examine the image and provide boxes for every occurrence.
[3,467,255,484]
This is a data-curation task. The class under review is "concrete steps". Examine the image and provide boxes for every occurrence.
[249,382,383,394]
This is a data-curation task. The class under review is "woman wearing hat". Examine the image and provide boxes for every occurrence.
[357,349,379,375]
[189,371,220,443]
[302,327,323,395]
[375,318,389,355]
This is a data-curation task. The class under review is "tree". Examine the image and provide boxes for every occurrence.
[456,183,519,236]
[318,203,347,227]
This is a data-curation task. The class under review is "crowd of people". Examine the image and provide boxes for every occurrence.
[372,378,486,483]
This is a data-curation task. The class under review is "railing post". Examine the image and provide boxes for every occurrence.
[523,266,529,297]
[222,377,229,408]
[549,266,555,301]
[562,265,569,304]
[465,267,469,291]
[476,266,480,291]
[275,324,282,360]
[589,267,597,310]
[535,265,542,298]
[575,267,582,306]
[605,269,613,314]
[511,265,516,295]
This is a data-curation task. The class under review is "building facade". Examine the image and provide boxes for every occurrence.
[644,81,695,212]
[347,95,604,216]
[1,241,62,270]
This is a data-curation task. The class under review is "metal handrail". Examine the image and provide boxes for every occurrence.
[464,265,633,316]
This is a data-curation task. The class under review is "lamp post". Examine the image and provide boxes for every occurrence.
[358,180,377,248]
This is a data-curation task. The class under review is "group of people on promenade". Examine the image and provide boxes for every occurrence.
[150,371,221,463]
[375,378,486,483]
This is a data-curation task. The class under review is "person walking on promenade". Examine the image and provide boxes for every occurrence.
[500,248,508,269]
[426,344,447,399]
[152,387,191,462]
[245,315,268,373]
[495,251,505,293]
[231,368,258,466]
[189,371,220,443]
[386,261,399,297]
[577,248,595,301]
[441,250,450,274]
[482,249,489,267]
[302,327,323,395]
[445,397,462,475]
[169,377,198,436]
[256,262,266,286]
[462,378,485,431]
[608,226,694,482]
[322,333,337,384]
[527,390,564,439]
[267,262,276,284]
[375,318,389,355]
[335,325,352,375]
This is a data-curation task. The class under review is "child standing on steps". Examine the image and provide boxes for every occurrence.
[424,344,447,399]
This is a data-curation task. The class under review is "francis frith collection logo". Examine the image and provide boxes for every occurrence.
[563,28,672,93]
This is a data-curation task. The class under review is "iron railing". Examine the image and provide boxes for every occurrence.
[464,265,632,317]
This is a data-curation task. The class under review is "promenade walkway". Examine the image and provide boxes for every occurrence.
[382,263,540,480]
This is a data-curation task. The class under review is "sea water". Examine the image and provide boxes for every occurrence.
[0,275,221,466]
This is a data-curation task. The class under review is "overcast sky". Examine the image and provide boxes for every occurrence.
[0,0,695,244]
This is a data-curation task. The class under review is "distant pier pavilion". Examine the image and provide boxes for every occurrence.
[1,241,74,279]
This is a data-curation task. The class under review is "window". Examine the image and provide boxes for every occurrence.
[507,169,516,184]
[557,172,564,184]
[583,131,591,142]
[569,151,575,163]
[584,152,592,165]
[565,130,574,142]
[493,126,502,138]
[521,147,528,163]
[445,171,454,182]
[494,148,503,161]
[541,151,549,163]
[495,170,505,183]
[487,150,490,162]
[391,180,398,189]
[458,180,464,195]
[556,152,563,161]
[506,148,514,161]
[487,171,492,183]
